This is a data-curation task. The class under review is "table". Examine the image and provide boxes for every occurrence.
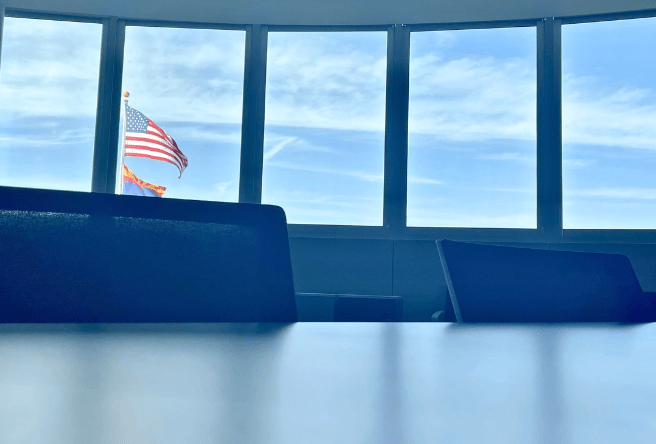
[1,323,655,443]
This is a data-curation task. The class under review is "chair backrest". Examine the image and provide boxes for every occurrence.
[0,186,297,322]
[436,239,655,322]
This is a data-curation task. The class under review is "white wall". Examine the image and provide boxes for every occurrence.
[2,0,654,25]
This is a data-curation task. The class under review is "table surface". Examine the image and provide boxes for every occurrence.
[1,322,655,444]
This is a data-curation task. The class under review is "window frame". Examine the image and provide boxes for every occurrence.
[1,7,656,243]
[0,10,105,192]
[404,21,540,233]
[118,20,249,201]
[262,25,391,226]
[559,12,656,233]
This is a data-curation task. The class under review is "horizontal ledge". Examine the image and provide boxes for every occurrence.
[5,6,656,29]
[559,8,656,25]
[406,19,538,31]
[287,224,544,241]
[297,293,402,299]
[288,225,656,244]
[268,25,390,32]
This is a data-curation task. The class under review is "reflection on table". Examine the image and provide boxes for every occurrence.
[0,322,654,444]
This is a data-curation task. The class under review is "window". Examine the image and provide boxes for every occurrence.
[407,27,537,228]
[262,31,387,225]
[119,25,245,201]
[562,17,656,229]
[0,17,102,191]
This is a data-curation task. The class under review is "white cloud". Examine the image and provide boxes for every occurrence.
[478,152,534,163]
[407,210,536,229]
[263,137,296,161]
[272,193,379,207]
[162,180,237,201]
[3,19,655,156]
[563,75,656,150]
[212,181,234,195]
[0,18,102,118]
[265,157,441,188]
[265,33,388,132]
[408,175,443,185]
[411,31,457,53]
[479,187,534,194]
[0,128,94,148]
[171,126,242,145]
[569,187,656,200]
[408,55,537,141]
[263,189,382,225]
[122,27,246,124]
[283,206,382,225]
[263,133,341,157]
[406,49,656,150]
[563,158,596,169]
[0,20,247,124]
[0,175,89,192]
[266,160,383,182]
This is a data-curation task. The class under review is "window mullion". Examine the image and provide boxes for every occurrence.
[0,6,5,71]
[92,18,126,193]
[239,24,268,204]
[383,24,410,234]
[536,17,563,239]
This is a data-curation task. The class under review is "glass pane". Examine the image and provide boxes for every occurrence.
[407,27,537,228]
[0,17,102,191]
[120,26,245,201]
[562,18,656,229]
[262,32,387,225]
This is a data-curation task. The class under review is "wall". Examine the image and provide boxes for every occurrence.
[291,238,656,321]
[2,0,654,25]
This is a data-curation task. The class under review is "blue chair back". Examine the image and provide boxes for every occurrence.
[437,239,655,322]
[0,186,297,322]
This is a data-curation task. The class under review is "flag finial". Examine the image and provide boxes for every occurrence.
[123,91,130,98]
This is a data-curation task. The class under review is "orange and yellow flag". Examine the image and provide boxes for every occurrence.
[122,165,166,197]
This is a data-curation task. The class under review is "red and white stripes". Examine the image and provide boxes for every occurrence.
[125,119,188,178]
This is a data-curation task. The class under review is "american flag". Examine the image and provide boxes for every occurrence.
[124,104,188,178]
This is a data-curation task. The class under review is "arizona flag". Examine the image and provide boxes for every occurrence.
[122,165,166,197]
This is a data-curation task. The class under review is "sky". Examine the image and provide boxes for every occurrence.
[0,16,654,228]
[562,18,656,229]
[263,31,387,225]
[408,27,536,228]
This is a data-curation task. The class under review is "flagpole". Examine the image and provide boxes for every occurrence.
[118,92,129,195]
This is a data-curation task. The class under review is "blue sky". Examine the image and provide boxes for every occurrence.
[562,18,656,229]
[0,17,654,228]
[263,31,387,225]
[0,18,100,191]
[120,26,245,203]
[408,27,536,228]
